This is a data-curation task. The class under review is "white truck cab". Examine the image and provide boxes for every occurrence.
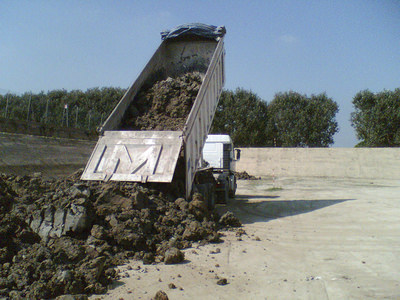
[202,134,239,203]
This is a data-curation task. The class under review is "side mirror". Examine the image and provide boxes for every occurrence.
[235,149,241,161]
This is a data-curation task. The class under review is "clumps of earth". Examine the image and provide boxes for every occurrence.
[234,171,261,180]
[0,170,241,299]
[120,72,202,131]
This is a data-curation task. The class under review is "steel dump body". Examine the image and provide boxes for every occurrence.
[81,36,225,198]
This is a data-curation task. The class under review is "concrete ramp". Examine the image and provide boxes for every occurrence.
[0,132,95,177]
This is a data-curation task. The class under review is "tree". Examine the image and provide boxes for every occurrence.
[211,89,272,147]
[351,88,400,147]
[268,91,339,147]
[0,87,126,130]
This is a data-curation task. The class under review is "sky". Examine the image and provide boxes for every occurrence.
[1,0,399,147]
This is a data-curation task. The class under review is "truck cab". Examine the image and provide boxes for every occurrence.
[202,134,238,203]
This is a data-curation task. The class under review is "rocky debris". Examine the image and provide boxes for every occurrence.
[219,211,242,227]
[210,248,221,254]
[120,72,202,131]
[189,193,208,218]
[164,248,184,264]
[234,171,261,180]
[0,170,240,298]
[153,290,169,300]
[217,278,228,285]
[168,283,177,289]
[236,228,247,237]
[143,253,155,265]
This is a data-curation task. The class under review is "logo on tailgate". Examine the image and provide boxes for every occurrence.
[95,144,163,182]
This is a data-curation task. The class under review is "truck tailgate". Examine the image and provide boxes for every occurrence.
[81,131,182,183]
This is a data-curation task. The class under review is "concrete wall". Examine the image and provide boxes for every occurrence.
[2,132,400,180]
[235,148,400,179]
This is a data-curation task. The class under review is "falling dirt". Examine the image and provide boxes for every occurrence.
[0,170,241,299]
[120,72,202,131]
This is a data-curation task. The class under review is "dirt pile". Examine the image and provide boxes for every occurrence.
[0,170,239,299]
[234,171,261,180]
[120,72,202,131]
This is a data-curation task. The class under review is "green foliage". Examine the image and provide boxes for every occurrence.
[268,91,339,147]
[211,89,339,147]
[211,89,272,147]
[0,87,126,131]
[351,88,400,147]
[1,86,340,148]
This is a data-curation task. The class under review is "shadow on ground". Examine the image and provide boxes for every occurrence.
[236,194,280,200]
[219,196,354,224]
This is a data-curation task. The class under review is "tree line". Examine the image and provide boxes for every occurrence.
[211,87,399,147]
[351,88,400,147]
[0,88,126,131]
[211,89,339,147]
[0,86,398,147]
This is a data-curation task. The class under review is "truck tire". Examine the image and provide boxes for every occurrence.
[216,191,226,204]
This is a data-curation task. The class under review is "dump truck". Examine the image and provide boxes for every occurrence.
[81,24,227,200]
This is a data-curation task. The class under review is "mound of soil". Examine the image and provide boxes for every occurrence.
[120,72,202,131]
[0,170,238,299]
[234,171,261,180]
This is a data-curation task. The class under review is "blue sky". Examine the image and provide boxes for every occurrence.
[1,0,399,147]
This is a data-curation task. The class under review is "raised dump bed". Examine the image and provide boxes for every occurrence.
[81,24,226,198]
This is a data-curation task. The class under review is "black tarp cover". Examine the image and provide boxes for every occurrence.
[161,23,226,40]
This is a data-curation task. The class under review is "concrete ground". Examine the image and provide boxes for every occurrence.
[96,177,400,300]
[2,134,398,298]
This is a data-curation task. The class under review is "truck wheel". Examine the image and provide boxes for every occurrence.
[216,191,226,204]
